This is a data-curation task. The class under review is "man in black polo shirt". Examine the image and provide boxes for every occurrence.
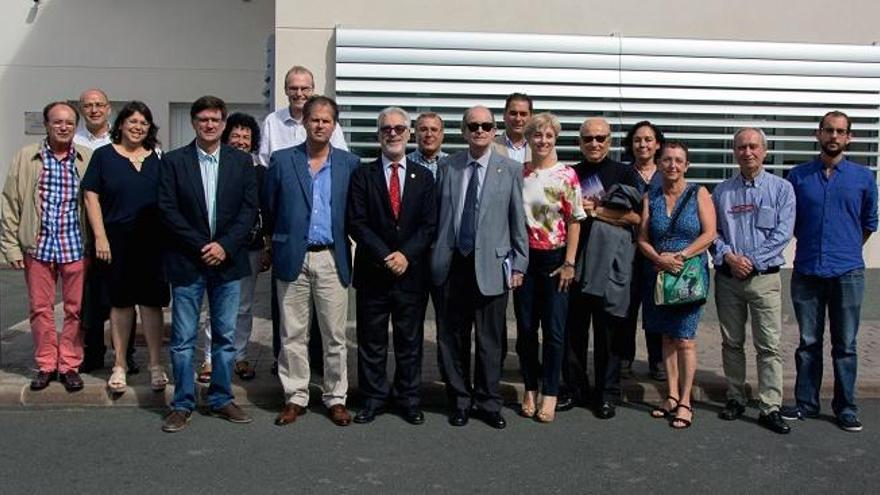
[558,117,640,419]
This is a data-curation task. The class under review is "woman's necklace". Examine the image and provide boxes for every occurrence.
[636,163,656,184]
[117,146,148,169]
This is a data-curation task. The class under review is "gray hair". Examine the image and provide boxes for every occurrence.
[733,127,768,149]
[377,106,411,129]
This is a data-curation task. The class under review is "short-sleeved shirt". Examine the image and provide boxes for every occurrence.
[787,157,878,277]
[81,144,162,227]
[258,107,348,166]
[522,162,587,250]
[571,157,636,245]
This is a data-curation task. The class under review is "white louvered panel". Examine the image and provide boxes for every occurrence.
[335,28,880,182]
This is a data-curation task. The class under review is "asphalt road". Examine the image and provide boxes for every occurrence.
[1,400,877,494]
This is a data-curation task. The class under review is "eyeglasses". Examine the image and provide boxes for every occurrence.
[286,86,313,94]
[580,134,609,144]
[81,102,108,110]
[194,117,223,125]
[466,122,495,133]
[379,125,409,136]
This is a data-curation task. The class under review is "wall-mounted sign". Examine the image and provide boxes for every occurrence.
[25,112,45,135]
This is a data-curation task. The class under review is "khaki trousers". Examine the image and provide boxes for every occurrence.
[276,250,349,407]
[715,271,784,414]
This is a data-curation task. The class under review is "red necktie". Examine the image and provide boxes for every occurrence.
[389,162,401,220]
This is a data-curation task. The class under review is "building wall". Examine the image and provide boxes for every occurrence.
[0,0,273,180]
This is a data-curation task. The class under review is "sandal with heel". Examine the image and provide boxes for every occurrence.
[650,395,680,419]
[150,365,168,392]
[670,403,694,429]
[107,366,127,394]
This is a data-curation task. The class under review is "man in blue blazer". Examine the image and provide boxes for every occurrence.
[431,105,528,429]
[263,96,361,427]
[157,96,258,433]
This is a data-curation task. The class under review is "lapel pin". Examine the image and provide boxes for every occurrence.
[496,167,502,173]
[410,173,416,178]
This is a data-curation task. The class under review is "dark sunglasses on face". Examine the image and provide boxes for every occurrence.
[379,125,409,136]
[467,122,495,133]
[580,134,609,144]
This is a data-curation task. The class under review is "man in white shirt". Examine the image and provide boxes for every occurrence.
[258,65,348,166]
[73,88,112,150]
[492,93,532,164]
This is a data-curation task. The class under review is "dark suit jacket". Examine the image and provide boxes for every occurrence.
[347,157,436,293]
[263,143,360,286]
[157,141,257,286]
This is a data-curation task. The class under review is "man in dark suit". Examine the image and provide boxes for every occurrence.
[263,96,361,427]
[347,107,436,425]
[157,96,257,433]
[431,105,528,429]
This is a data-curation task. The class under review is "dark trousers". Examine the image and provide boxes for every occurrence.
[356,286,427,408]
[437,253,507,413]
[513,248,567,396]
[271,270,323,373]
[563,291,623,404]
[620,254,663,369]
[81,260,134,364]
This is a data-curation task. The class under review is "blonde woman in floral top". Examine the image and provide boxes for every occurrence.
[514,112,587,422]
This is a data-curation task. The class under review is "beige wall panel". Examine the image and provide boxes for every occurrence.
[272,28,336,108]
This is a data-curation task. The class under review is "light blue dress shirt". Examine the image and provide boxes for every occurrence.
[308,152,334,246]
[454,149,491,237]
[197,145,220,236]
[712,170,796,271]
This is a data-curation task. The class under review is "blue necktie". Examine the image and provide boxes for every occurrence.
[457,161,480,256]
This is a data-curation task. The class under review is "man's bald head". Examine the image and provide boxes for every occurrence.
[579,117,612,163]
[78,88,111,135]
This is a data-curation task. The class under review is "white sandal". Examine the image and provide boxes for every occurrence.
[149,365,168,392]
[107,366,127,393]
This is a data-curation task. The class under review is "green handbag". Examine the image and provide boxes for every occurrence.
[652,185,707,306]
[654,256,707,306]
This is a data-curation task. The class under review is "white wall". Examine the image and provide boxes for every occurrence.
[0,0,273,180]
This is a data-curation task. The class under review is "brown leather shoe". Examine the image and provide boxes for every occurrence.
[275,403,306,426]
[162,410,192,433]
[210,402,253,424]
[329,404,352,426]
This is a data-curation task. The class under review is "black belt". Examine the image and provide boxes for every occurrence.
[307,244,332,252]
[718,263,780,277]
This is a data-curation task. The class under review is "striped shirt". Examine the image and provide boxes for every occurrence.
[33,140,84,263]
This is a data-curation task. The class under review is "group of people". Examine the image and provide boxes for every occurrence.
[1,64,876,436]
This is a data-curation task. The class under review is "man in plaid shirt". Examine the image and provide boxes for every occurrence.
[1,101,93,392]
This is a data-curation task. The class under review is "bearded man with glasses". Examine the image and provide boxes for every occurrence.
[430,105,528,429]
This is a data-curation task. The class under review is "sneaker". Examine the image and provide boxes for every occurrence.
[837,415,863,432]
[779,405,818,421]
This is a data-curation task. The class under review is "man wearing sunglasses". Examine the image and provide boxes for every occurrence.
[431,106,528,429]
[347,107,436,425]
[559,118,640,419]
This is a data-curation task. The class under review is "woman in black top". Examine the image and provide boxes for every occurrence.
[82,101,169,395]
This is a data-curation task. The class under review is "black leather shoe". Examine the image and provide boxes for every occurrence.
[401,406,425,425]
[475,409,507,429]
[448,409,469,427]
[556,395,575,412]
[59,370,84,392]
[270,361,279,376]
[595,402,616,419]
[758,411,791,434]
[718,399,746,421]
[353,406,384,424]
[30,370,55,391]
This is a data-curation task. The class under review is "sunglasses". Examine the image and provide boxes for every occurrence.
[379,125,409,136]
[466,122,495,133]
[580,134,609,144]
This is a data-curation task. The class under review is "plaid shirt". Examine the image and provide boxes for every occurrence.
[33,140,84,263]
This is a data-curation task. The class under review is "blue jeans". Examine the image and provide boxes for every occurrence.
[791,270,864,418]
[513,248,567,396]
[170,276,241,411]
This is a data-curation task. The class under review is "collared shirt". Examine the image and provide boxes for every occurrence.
[406,149,448,178]
[73,123,112,150]
[307,151,334,246]
[258,106,348,166]
[381,155,407,196]
[454,148,492,236]
[787,157,878,277]
[197,145,220,236]
[712,170,795,271]
[34,140,84,263]
[504,133,529,164]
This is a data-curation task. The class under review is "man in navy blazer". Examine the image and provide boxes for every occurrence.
[347,107,436,425]
[263,96,360,427]
[431,105,528,429]
[157,96,257,433]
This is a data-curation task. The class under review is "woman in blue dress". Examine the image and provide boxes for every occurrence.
[637,141,716,429]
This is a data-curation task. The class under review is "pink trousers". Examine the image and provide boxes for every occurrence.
[24,256,86,372]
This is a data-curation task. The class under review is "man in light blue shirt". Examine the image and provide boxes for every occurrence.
[712,127,795,434]
[406,112,448,178]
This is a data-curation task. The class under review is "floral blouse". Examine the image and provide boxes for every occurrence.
[522,162,587,250]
